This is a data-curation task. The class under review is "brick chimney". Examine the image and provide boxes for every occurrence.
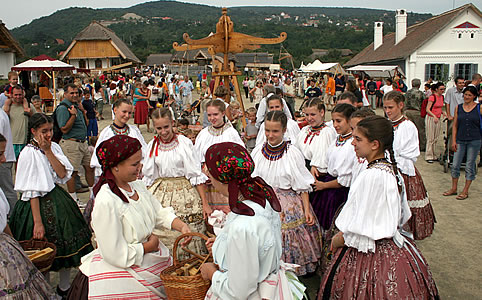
[374,22,383,50]
[395,9,407,44]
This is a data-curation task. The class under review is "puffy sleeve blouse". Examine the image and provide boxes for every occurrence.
[15,142,73,201]
[393,120,420,176]
[142,135,208,187]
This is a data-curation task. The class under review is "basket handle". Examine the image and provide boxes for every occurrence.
[172,232,209,266]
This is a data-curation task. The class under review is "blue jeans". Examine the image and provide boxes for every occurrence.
[451,139,481,181]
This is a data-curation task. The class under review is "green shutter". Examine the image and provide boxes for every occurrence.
[425,64,430,81]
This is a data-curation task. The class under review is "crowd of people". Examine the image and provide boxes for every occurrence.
[0,65,480,299]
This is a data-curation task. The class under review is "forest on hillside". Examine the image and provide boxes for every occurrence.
[11,1,432,67]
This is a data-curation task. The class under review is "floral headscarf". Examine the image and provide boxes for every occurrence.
[205,142,281,216]
[93,135,142,203]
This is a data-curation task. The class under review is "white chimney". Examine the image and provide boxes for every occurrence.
[396,9,407,44]
[374,22,383,50]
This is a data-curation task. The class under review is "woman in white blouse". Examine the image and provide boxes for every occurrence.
[199,142,305,300]
[143,107,208,253]
[319,116,439,299]
[252,111,322,276]
[8,114,93,297]
[195,99,244,214]
[72,135,191,299]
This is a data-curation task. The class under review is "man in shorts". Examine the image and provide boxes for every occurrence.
[56,83,94,207]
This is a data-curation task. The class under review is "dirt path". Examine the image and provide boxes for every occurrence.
[74,94,480,298]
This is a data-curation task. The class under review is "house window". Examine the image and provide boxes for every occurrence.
[454,63,478,80]
[78,59,86,69]
[95,59,102,69]
[471,33,474,38]
[424,64,450,81]
[458,33,462,38]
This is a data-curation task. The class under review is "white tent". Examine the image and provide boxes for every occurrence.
[346,65,405,78]
[299,59,345,74]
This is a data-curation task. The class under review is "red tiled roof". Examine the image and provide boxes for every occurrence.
[345,4,481,67]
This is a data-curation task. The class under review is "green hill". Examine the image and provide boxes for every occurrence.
[11,1,432,67]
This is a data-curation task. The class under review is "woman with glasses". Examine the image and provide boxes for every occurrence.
[425,82,446,163]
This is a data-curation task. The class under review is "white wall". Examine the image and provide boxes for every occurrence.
[0,52,15,79]
[406,9,482,88]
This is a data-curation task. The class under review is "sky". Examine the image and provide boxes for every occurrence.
[4,0,482,29]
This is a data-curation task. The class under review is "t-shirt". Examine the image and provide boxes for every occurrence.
[325,77,335,96]
[428,94,444,118]
[335,77,345,92]
[305,87,322,98]
[82,99,96,119]
[56,99,87,141]
[283,83,295,97]
[9,103,35,144]
[245,122,258,150]
[366,81,377,95]
[444,87,464,116]
[380,85,393,94]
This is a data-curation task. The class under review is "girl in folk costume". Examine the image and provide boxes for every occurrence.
[195,99,244,214]
[143,108,209,254]
[311,104,357,273]
[71,135,192,299]
[255,94,301,147]
[85,98,147,224]
[295,98,336,172]
[0,134,56,299]
[383,91,435,240]
[348,108,376,185]
[8,114,93,297]
[251,111,322,276]
[318,116,439,300]
[199,142,305,300]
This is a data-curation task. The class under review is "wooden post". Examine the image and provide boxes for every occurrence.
[52,71,57,108]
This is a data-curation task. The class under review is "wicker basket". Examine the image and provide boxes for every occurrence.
[19,238,57,273]
[160,232,212,300]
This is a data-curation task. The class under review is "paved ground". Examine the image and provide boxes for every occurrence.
[68,93,481,298]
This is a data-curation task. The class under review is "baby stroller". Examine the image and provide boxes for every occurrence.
[181,99,202,125]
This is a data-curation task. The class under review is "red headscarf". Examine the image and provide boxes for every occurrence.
[205,142,281,216]
[93,135,142,203]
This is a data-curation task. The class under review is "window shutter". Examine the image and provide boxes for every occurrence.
[425,64,430,81]
[454,64,459,78]
[471,64,478,78]
[443,64,450,81]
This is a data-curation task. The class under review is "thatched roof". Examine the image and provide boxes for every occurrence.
[145,53,172,66]
[345,4,482,67]
[60,21,141,63]
[0,21,25,57]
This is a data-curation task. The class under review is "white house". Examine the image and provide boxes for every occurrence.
[0,21,25,79]
[345,4,482,87]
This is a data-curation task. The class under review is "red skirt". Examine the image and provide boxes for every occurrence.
[318,239,439,300]
[135,100,148,125]
[401,167,436,240]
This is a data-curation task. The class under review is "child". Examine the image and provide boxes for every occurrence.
[383,91,435,240]
[3,71,29,115]
[294,110,308,129]
[229,100,243,133]
[319,115,439,299]
[177,118,190,135]
[244,107,258,152]
[31,95,44,113]
[311,103,356,273]
[349,107,376,185]
[82,89,98,142]
[252,111,322,275]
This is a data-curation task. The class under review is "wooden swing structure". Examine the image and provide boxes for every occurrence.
[173,7,287,127]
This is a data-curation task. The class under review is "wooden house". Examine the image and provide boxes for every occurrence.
[0,20,25,79]
[60,21,141,70]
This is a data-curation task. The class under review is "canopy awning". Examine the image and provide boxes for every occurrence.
[11,54,75,71]
[346,65,405,78]
[102,62,133,72]
[299,60,346,74]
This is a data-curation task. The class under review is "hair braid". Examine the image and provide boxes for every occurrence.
[388,147,403,194]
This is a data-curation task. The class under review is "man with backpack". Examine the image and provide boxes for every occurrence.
[55,83,93,207]
[405,78,427,151]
